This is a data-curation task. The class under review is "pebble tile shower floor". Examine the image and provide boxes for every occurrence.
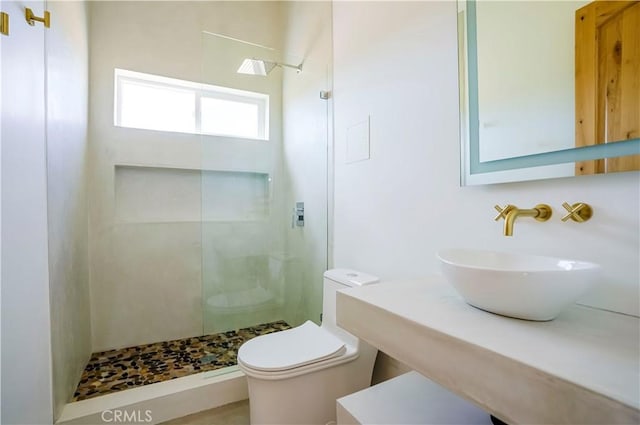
[73,320,291,401]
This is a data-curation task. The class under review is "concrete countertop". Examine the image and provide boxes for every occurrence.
[336,276,640,424]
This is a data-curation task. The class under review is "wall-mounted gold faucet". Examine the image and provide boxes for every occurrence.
[494,204,552,236]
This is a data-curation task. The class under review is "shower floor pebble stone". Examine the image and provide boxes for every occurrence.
[73,320,291,401]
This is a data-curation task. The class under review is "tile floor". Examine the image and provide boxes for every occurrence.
[73,321,290,401]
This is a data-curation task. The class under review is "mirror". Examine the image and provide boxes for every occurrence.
[458,0,640,185]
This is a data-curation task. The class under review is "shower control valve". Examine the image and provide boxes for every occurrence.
[295,202,304,227]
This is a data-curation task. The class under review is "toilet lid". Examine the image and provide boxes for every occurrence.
[238,321,346,372]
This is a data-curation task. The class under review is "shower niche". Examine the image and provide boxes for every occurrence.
[114,165,271,223]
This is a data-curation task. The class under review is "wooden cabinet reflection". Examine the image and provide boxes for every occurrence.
[575,0,640,175]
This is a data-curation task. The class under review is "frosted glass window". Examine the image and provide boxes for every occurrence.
[201,97,260,139]
[119,80,196,133]
[114,69,269,140]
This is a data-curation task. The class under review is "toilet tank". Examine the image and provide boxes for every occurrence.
[322,269,379,338]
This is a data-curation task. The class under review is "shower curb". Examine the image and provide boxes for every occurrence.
[56,368,248,424]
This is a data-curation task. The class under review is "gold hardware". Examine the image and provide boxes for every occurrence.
[495,204,552,236]
[561,202,593,223]
[0,12,8,36]
[494,204,515,221]
[25,8,50,28]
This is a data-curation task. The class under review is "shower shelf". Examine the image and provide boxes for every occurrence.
[113,218,271,225]
[114,162,271,175]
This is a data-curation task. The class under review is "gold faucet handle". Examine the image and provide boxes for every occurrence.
[494,204,515,221]
[561,202,593,222]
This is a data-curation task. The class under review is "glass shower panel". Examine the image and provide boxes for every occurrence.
[200,31,327,336]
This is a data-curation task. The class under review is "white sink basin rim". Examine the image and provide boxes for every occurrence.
[437,249,601,321]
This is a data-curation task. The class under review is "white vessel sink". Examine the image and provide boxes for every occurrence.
[437,249,601,321]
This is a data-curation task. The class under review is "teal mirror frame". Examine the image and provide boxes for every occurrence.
[460,0,640,184]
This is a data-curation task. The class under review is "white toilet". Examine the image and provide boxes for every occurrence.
[237,269,380,425]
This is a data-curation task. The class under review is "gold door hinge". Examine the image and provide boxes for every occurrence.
[0,12,9,36]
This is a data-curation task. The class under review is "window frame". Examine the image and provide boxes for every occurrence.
[114,68,270,140]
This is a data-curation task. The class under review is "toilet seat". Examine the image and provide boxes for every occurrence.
[238,321,348,373]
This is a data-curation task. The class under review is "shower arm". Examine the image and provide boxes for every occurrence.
[277,62,302,73]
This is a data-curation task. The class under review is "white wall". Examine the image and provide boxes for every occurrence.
[332,1,639,319]
[88,1,288,351]
[1,1,53,423]
[45,1,91,419]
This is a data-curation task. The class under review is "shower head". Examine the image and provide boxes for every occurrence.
[237,58,276,76]
[237,58,302,76]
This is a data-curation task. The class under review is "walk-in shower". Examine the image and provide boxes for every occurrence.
[64,2,332,418]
